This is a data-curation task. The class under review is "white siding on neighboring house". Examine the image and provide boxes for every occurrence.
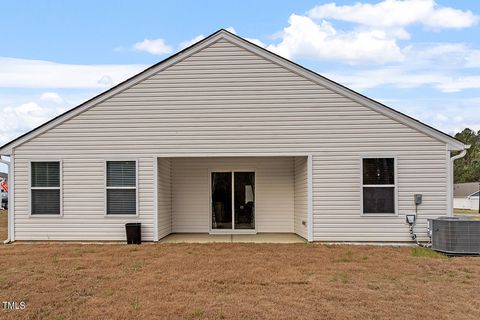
[11,36,450,241]
[157,158,172,240]
[294,157,308,239]
[454,197,479,211]
[170,157,294,233]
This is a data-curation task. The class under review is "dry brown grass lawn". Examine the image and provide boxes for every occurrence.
[455,208,480,215]
[0,241,478,320]
[0,209,6,242]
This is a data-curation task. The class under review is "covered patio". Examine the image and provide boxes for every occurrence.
[154,155,312,242]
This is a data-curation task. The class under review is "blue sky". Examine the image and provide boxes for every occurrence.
[1,0,480,172]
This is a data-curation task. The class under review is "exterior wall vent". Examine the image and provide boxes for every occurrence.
[429,217,480,255]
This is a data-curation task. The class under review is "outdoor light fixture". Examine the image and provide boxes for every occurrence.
[406,214,416,225]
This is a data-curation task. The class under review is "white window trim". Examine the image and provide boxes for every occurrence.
[29,160,63,217]
[104,159,139,217]
[360,156,398,217]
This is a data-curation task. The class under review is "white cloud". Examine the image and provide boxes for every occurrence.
[423,4,479,29]
[324,66,480,93]
[408,43,468,61]
[388,97,480,135]
[0,57,146,89]
[260,2,480,92]
[267,14,405,63]
[0,91,94,147]
[40,92,63,104]
[263,1,479,65]
[393,42,480,71]
[223,26,265,47]
[324,67,447,90]
[0,101,68,145]
[225,27,236,34]
[434,113,449,123]
[178,27,265,50]
[435,76,480,93]
[133,38,173,55]
[245,37,266,47]
[465,50,480,68]
[179,35,206,50]
[308,0,479,29]
[97,75,114,86]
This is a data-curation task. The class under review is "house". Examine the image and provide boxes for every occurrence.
[0,29,469,243]
[0,172,7,209]
[454,182,480,211]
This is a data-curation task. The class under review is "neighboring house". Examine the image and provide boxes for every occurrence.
[0,29,469,243]
[0,172,7,209]
[454,182,480,211]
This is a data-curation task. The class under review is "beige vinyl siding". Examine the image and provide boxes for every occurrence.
[157,158,172,240]
[12,38,448,241]
[13,157,154,241]
[170,157,294,233]
[294,157,308,239]
[312,151,447,242]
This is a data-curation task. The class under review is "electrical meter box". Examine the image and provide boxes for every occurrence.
[414,194,422,205]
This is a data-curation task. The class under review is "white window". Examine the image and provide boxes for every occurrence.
[361,157,396,215]
[31,161,61,215]
[106,161,137,215]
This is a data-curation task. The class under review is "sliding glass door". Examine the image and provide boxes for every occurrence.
[234,172,255,229]
[211,171,255,231]
[211,172,232,229]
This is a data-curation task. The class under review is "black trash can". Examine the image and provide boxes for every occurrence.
[125,223,141,244]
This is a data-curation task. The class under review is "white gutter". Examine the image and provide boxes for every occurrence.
[447,147,469,217]
[0,155,11,243]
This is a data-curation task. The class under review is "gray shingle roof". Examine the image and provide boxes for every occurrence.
[454,182,480,197]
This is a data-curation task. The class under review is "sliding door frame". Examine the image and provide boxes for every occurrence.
[208,169,256,234]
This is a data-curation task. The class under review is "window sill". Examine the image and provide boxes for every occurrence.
[104,214,139,218]
[29,214,63,218]
[361,213,398,217]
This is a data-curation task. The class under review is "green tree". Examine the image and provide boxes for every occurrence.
[454,128,480,183]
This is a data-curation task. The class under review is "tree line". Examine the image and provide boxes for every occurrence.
[454,128,480,183]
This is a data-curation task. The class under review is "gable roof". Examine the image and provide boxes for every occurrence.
[0,29,467,155]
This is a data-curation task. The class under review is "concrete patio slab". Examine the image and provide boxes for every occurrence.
[159,233,306,244]
[231,233,306,243]
[159,234,231,243]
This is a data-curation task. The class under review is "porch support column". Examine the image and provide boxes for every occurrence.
[307,154,313,242]
[153,156,159,241]
[1,154,14,243]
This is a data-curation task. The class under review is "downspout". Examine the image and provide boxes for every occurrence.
[0,155,11,243]
[448,147,469,217]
